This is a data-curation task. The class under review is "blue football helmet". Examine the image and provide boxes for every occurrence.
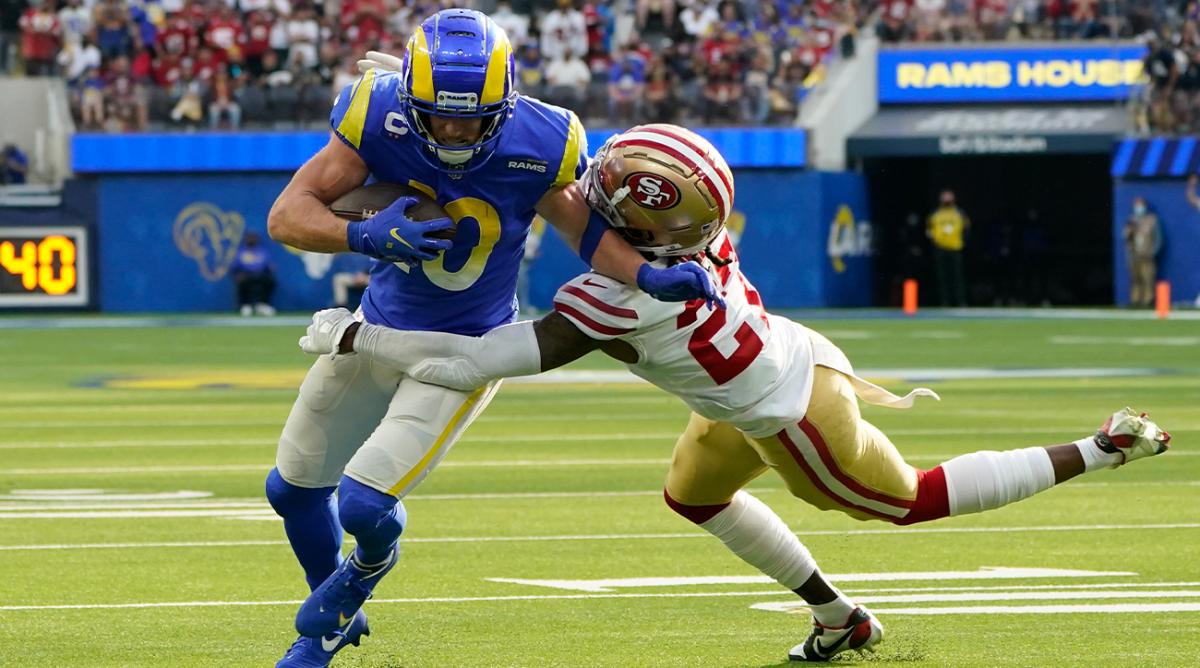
[399,9,517,173]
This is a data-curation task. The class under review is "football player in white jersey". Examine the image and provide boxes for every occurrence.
[299,124,1172,662]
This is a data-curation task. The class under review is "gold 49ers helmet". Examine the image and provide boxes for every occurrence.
[583,124,734,257]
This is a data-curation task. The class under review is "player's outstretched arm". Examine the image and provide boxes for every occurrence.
[299,308,602,390]
[267,134,370,252]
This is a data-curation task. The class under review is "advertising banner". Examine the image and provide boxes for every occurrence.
[879,44,1147,104]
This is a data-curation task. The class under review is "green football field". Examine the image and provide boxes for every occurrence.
[1,314,1197,667]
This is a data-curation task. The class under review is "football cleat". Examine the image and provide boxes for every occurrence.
[295,546,398,637]
[1095,407,1171,466]
[276,609,369,668]
[788,606,883,662]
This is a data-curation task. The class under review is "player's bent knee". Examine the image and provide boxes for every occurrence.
[663,488,731,525]
[891,466,950,526]
[337,475,407,537]
[265,467,335,517]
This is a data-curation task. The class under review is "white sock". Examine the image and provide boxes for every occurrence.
[1075,436,1122,472]
[699,491,817,590]
[940,447,1056,516]
[807,582,858,627]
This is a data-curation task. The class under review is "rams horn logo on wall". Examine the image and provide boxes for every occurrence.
[827,204,872,273]
[624,172,681,210]
[173,203,246,282]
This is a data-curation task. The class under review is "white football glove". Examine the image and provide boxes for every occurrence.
[357,50,404,75]
[299,308,358,358]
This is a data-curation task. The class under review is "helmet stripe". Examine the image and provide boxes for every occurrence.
[641,126,734,201]
[613,132,732,222]
[480,30,512,105]
[410,30,435,102]
[335,68,376,149]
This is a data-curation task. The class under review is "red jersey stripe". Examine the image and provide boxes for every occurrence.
[553,302,636,337]
[561,285,638,320]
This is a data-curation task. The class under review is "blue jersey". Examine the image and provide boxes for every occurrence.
[330,70,587,335]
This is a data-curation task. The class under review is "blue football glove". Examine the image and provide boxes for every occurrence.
[636,261,726,309]
[346,196,454,263]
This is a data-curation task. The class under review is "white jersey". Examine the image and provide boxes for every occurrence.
[552,231,815,437]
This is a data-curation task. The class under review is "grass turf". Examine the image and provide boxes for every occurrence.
[0,315,1197,667]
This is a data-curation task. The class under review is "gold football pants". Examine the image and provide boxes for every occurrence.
[665,366,935,523]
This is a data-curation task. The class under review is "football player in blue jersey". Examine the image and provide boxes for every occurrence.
[262,9,722,667]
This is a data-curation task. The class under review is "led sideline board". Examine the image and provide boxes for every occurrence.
[0,226,90,307]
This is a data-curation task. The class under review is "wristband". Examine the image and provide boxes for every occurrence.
[345,221,365,254]
[578,211,609,266]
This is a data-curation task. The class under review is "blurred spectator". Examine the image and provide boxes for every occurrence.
[926,189,969,307]
[57,31,98,81]
[341,0,387,51]
[24,0,881,131]
[92,0,136,61]
[642,54,676,122]
[741,53,770,125]
[208,67,241,129]
[491,0,528,44]
[541,0,587,61]
[242,10,273,76]
[231,231,277,317]
[331,252,372,310]
[78,64,105,127]
[168,58,206,127]
[331,54,359,94]
[701,58,740,124]
[20,0,60,75]
[1,143,29,184]
[56,0,88,47]
[516,42,545,98]
[767,59,805,122]
[635,0,674,50]
[607,45,644,125]
[1123,197,1162,308]
[679,0,718,43]
[543,51,590,113]
[0,0,24,75]
[1144,31,1182,134]
[286,6,320,69]
[105,53,148,130]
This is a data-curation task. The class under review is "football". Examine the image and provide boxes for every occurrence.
[328,182,455,240]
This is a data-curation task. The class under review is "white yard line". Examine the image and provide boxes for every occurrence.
[0,523,1197,545]
[4,591,1200,614]
[490,568,1134,592]
[868,603,1200,615]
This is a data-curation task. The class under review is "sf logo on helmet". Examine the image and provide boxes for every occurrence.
[625,172,680,210]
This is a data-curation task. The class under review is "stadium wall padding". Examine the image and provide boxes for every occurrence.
[1111,180,1200,306]
[91,170,872,312]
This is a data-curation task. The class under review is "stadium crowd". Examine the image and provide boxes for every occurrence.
[1,1,1198,132]
[0,0,869,131]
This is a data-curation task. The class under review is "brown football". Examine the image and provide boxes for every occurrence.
[329,182,455,240]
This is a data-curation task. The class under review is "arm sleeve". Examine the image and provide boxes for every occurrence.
[353,320,541,390]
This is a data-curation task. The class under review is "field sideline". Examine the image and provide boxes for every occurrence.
[0,315,1197,667]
